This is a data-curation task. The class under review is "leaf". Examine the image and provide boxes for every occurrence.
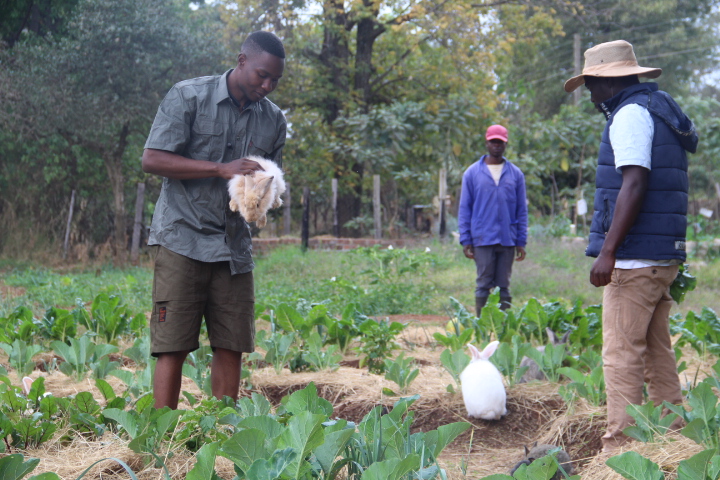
[186,442,221,480]
[103,408,140,439]
[426,422,471,458]
[219,429,268,470]
[682,418,711,445]
[95,379,116,402]
[282,382,333,417]
[687,382,718,423]
[527,455,558,480]
[0,454,41,480]
[360,455,420,480]
[278,412,326,478]
[313,427,354,475]
[677,448,719,480]
[605,451,664,480]
[237,416,284,439]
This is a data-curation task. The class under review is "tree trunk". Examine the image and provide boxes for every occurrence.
[104,122,130,263]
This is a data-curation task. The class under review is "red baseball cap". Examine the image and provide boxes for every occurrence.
[486,124,508,142]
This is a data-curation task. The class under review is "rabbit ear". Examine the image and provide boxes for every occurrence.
[255,175,274,199]
[22,376,33,395]
[560,331,570,344]
[467,344,482,360]
[480,340,500,360]
[546,327,559,344]
[524,445,530,456]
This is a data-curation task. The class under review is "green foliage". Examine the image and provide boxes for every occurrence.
[671,264,698,304]
[37,306,77,343]
[256,330,300,375]
[182,346,214,396]
[0,306,38,343]
[557,363,606,407]
[81,292,146,345]
[606,451,664,480]
[303,332,343,372]
[383,353,420,395]
[104,404,183,456]
[51,335,118,381]
[0,339,44,377]
[0,376,57,451]
[491,336,531,387]
[523,343,568,383]
[433,325,474,353]
[110,362,154,399]
[671,307,720,356]
[623,401,680,443]
[666,381,720,451]
[439,349,471,394]
[356,318,406,374]
[0,454,60,480]
[677,448,720,480]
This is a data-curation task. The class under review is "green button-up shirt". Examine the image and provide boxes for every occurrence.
[145,69,287,274]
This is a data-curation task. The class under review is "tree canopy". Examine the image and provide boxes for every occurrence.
[1,0,718,258]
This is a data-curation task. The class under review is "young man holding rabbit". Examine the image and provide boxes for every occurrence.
[458,124,528,314]
[142,31,287,409]
[564,40,697,452]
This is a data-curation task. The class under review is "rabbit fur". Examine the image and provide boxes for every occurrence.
[228,156,286,228]
[518,328,570,384]
[460,341,506,420]
[510,443,573,480]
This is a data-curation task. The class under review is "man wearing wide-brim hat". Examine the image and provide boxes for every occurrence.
[564,40,698,452]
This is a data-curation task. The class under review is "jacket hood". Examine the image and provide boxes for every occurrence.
[601,82,698,154]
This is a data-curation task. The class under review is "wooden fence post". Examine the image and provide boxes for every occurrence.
[332,178,339,237]
[63,189,76,260]
[373,175,382,239]
[130,182,145,264]
[438,168,447,238]
[283,183,291,236]
[301,187,310,252]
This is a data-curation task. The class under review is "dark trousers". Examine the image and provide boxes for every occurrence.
[473,245,515,298]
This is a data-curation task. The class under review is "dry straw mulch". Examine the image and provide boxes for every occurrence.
[3,318,713,479]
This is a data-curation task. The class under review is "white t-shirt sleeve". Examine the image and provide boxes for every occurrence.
[609,104,654,172]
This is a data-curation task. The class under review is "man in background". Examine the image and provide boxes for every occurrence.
[458,124,528,315]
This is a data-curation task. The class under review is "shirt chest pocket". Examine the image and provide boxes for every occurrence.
[247,133,275,158]
[190,118,224,162]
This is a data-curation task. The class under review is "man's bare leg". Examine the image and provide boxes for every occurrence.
[211,347,243,401]
[153,350,190,409]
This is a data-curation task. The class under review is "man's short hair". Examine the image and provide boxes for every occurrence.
[242,31,285,59]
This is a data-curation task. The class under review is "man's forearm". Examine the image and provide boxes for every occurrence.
[142,149,227,180]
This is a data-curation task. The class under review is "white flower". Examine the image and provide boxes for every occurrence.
[330,277,336,282]
[388,245,394,250]
[425,247,431,253]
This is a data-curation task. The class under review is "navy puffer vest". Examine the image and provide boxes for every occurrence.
[586,82,698,260]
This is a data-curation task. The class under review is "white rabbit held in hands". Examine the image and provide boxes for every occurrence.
[460,341,507,420]
[228,156,286,228]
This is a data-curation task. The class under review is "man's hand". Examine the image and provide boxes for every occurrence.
[590,252,615,287]
[515,246,526,261]
[220,157,265,180]
[463,244,475,259]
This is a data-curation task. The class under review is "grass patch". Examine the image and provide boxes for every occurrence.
[1,235,718,319]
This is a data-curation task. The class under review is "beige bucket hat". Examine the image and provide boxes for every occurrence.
[564,40,662,93]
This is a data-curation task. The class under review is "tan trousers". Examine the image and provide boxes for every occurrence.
[601,265,683,451]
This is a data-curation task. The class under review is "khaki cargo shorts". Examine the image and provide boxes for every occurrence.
[150,246,255,356]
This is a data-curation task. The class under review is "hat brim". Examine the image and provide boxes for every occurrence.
[486,135,508,142]
[563,66,662,93]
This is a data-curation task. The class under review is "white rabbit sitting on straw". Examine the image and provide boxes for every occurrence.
[228,156,286,228]
[460,341,507,420]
